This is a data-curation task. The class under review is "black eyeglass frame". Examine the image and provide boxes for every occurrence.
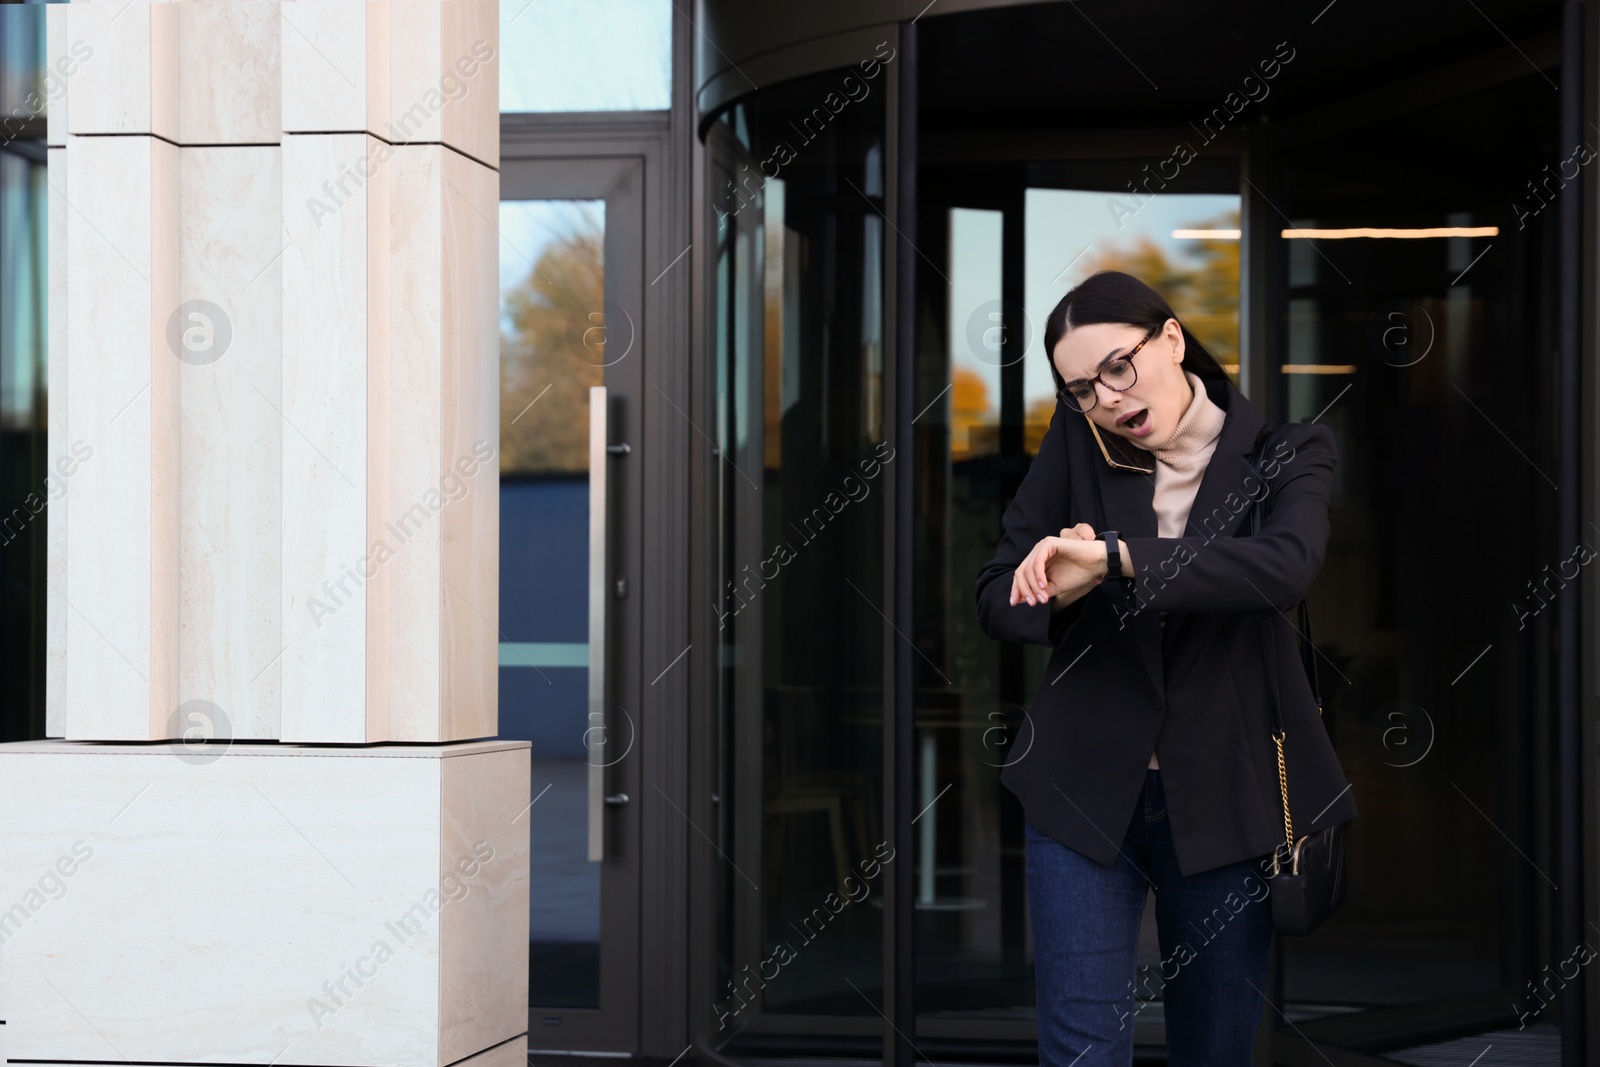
[1054,324,1164,413]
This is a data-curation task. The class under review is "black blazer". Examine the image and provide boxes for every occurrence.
[974,373,1358,877]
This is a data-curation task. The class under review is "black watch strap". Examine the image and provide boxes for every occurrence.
[1101,529,1122,579]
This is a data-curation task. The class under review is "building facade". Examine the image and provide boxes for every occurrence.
[2,1,1598,1065]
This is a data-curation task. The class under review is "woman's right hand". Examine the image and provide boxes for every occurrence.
[1010,524,1103,607]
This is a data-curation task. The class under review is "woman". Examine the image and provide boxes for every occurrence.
[973,271,1356,1066]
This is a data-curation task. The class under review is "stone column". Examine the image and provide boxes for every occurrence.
[3,4,525,1065]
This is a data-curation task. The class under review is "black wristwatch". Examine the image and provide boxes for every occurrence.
[1101,529,1123,580]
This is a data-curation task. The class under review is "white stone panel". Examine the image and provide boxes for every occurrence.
[387,0,498,166]
[177,147,283,740]
[386,146,497,742]
[49,1,500,744]
[439,148,500,741]
[17,1038,528,1067]
[45,147,68,738]
[43,5,72,147]
[385,143,444,740]
[0,739,531,1067]
[64,2,178,139]
[174,2,281,145]
[63,134,180,740]
[280,133,391,743]
[367,131,394,741]
[439,746,529,1062]
[280,0,390,136]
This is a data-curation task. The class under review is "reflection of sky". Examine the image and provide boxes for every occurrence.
[498,200,603,334]
[500,0,670,112]
[1023,190,1239,406]
[948,208,1004,419]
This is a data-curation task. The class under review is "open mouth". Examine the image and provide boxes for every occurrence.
[1117,409,1148,430]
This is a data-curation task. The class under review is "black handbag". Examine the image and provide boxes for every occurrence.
[1248,426,1349,937]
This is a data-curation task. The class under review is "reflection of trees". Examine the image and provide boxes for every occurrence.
[1076,208,1240,373]
[950,366,995,461]
[500,205,604,475]
[1023,396,1059,456]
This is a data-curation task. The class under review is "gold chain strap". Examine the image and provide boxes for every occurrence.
[1273,730,1294,854]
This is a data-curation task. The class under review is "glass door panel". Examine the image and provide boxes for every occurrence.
[1275,173,1554,1032]
[498,198,606,1010]
[911,178,1240,1028]
[497,154,644,1051]
[708,67,889,1042]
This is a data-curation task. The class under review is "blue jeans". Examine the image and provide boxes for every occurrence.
[1025,770,1273,1066]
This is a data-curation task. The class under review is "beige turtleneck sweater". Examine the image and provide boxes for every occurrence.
[1142,368,1226,769]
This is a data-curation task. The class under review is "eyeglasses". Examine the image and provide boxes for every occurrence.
[1055,326,1161,414]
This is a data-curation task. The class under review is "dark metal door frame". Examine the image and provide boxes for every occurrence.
[885,18,917,1067]
[499,150,645,1052]
[500,112,693,1056]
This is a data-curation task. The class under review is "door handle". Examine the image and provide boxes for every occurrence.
[588,386,608,862]
[604,793,630,807]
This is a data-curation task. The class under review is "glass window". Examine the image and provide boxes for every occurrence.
[500,0,671,113]
[496,198,606,1008]
[947,208,1003,462]
[0,151,45,432]
[0,6,48,743]
[1,3,47,131]
[908,178,1243,1023]
[709,63,889,1030]
[1275,195,1532,1017]
[1023,188,1241,453]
